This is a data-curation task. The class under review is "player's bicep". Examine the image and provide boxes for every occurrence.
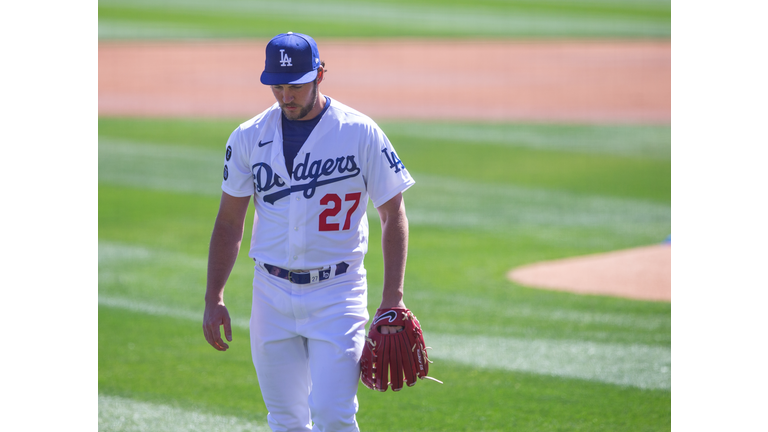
[376,192,405,225]
[215,192,251,230]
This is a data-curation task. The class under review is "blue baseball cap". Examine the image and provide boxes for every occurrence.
[260,32,321,85]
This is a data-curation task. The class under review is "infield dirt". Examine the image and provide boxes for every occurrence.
[99,39,670,123]
[98,39,671,301]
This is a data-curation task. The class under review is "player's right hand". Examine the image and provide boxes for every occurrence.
[203,302,233,351]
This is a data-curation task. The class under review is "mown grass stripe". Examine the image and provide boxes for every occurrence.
[405,174,669,232]
[382,122,671,160]
[98,138,223,196]
[428,334,670,390]
[99,295,253,329]
[100,121,672,161]
[409,289,669,332]
[98,0,670,38]
[99,239,208,267]
[98,394,270,432]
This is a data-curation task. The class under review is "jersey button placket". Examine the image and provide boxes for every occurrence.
[288,192,306,269]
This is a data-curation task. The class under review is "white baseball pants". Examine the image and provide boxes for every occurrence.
[250,261,369,432]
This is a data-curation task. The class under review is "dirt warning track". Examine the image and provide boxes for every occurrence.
[98,39,670,123]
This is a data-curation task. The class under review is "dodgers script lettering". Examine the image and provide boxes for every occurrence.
[253,152,361,205]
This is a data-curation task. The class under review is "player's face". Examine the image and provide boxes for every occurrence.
[271,80,319,121]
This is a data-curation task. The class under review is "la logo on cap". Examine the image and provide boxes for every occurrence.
[279,49,292,67]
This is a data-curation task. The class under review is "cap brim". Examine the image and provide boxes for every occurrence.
[260,69,318,85]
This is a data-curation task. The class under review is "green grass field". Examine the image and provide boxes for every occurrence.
[98,117,670,431]
[98,0,671,428]
[98,0,671,39]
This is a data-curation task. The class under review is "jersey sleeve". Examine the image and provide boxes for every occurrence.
[221,127,254,197]
[364,125,415,208]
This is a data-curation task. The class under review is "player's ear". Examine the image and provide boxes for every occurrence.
[316,67,324,85]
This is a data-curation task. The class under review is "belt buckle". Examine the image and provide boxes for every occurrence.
[279,266,333,284]
[287,269,310,284]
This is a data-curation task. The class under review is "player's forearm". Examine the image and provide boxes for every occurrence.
[205,219,245,304]
[379,199,409,309]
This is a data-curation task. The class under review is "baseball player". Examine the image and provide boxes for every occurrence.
[202,32,415,432]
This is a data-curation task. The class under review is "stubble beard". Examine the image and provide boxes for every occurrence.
[283,81,318,121]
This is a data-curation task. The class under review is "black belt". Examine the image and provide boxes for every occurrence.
[263,262,349,284]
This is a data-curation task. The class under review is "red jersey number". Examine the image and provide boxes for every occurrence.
[319,192,362,232]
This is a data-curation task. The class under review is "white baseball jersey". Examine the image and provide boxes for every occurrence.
[222,97,414,270]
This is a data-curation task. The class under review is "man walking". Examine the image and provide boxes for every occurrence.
[202,32,415,431]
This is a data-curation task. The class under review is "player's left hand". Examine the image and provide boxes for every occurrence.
[378,300,405,334]
[380,325,403,334]
[360,307,442,391]
[203,302,233,351]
